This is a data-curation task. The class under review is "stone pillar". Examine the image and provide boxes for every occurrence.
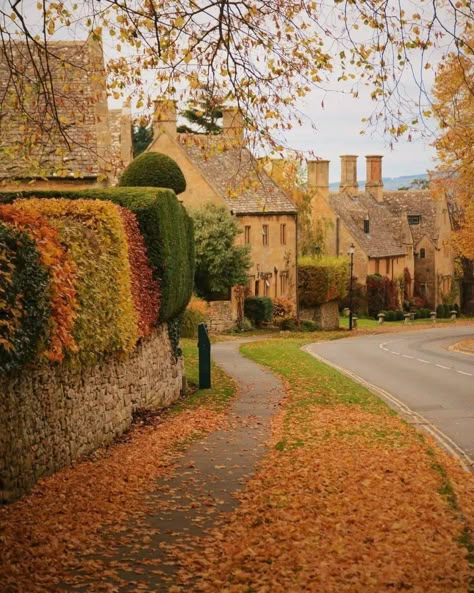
[339,155,358,194]
[153,99,177,138]
[307,159,330,200]
[365,155,384,202]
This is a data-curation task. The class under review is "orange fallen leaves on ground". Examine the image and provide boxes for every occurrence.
[0,406,227,593]
[174,402,473,593]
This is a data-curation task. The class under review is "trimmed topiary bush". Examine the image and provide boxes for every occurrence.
[0,188,195,323]
[244,296,273,326]
[14,198,140,361]
[118,152,187,195]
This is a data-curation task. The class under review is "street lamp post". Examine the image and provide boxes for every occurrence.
[348,243,355,331]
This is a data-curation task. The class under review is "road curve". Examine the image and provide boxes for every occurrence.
[305,325,474,466]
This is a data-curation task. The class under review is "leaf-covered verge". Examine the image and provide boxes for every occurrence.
[0,338,235,593]
[174,339,473,593]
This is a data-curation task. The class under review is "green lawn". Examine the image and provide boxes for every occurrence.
[338,314,465,330]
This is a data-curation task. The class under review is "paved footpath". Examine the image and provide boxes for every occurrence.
[65,338,285,592]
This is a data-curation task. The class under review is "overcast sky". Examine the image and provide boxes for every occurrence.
[284,89,438,183]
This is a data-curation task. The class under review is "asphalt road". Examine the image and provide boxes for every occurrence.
[305,325,474,465]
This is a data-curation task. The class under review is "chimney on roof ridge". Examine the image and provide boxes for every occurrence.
[153,98,177,138]
[365,155,384,203]
[221,106,244,141]
[307,159,329,200]
[339,155,358,194]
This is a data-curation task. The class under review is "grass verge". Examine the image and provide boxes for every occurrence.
[229,337,474,592]
[177,338,235,412]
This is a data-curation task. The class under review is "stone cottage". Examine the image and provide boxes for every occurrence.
[147,101,298,320]
[296,155,456,308]
[0,36,132,189]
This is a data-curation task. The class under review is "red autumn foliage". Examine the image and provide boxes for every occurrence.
[0,204,78,361]
[119,207,160,336]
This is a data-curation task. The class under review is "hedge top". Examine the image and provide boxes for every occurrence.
[118,152,187,195]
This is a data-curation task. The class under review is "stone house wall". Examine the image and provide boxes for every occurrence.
[414,236,437,307]
[236,213,297,303]
[0,324,183,504]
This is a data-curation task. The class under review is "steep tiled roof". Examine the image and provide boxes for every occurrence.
[382,190,439,246]
[0,39,110,180]
[329,191,405,257]
[178,135,297,215]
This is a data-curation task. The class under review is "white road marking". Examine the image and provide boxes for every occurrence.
[379,338,472,377]
[456,370,473,377]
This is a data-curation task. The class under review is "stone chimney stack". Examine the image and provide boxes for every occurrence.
[339,155,358,194]
[365,155,384,202]
[153,99,177,138]
[221,106,244,141]
[307,159,330,200]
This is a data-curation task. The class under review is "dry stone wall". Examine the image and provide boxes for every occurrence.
[0,325,183,504]
[207,301,235,333]
[300,301,340,331]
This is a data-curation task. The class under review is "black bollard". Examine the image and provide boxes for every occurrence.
[198,322,211,389]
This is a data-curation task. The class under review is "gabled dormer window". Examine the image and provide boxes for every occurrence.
[408,214,421,225]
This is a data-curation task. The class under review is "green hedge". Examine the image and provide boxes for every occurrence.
[298,256,348,307]
[0,222,50,374]
[244,297,273,326]
[0,188,195,322]
[118,152,187,195]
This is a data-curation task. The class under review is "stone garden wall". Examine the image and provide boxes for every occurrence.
[0,325,183,504]
[300,301,340,330]
[207,301,235,333]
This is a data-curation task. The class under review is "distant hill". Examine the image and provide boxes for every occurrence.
[329,173,429,192]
